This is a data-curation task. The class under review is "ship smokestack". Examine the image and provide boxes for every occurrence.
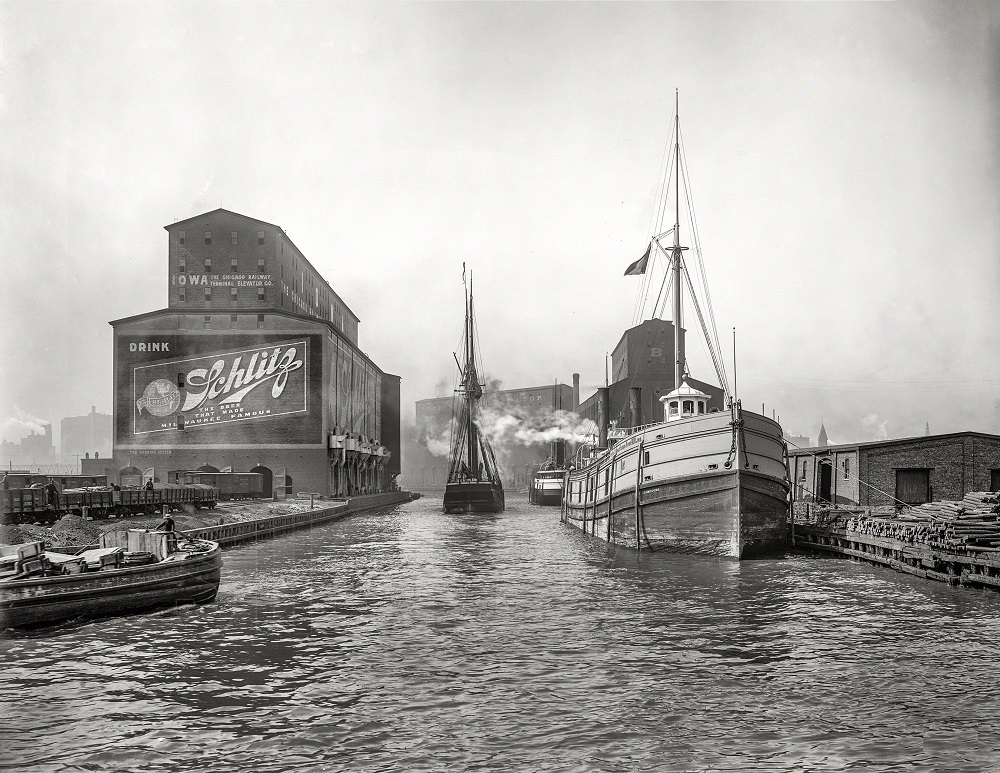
[597,387,609,448]
[572,373,580,411]
[629,386,642,428]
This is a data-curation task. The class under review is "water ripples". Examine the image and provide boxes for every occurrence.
[4,494,1000,771]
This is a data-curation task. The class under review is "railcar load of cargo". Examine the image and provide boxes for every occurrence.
[0,484,221,525]
[168,471,265,501]
[0,473,109,490]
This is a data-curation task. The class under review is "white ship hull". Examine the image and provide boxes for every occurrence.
[562,409,789,558]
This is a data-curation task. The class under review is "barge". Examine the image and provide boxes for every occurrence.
[1,530,222,629]
[793,492,1000,589]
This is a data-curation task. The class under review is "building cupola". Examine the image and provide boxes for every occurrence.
[659,379,709,422]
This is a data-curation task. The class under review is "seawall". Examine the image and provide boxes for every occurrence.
[182,492,418,548]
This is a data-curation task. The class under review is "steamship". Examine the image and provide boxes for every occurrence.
[529,453,566,506]
[561,97,789,558]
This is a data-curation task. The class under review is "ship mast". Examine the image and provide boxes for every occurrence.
[671,89,685,390]
[464,274,481,476]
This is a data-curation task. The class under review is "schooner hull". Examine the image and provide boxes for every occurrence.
[562,410,789,559]
[443,482,505,514]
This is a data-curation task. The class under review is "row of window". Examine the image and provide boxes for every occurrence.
[176,231,351,335]
[178,257,267,273]
[178,287,267,302]
[178,230,266,246]
[667,399,707,416]
[181,315,266,330]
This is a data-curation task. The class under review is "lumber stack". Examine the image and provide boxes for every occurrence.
[846,492,1000,552]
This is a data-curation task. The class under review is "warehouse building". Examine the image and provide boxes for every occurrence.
[576,318,725,431]
[407,382,577,490]
[110,209,400,497]
[788,432,1000,508]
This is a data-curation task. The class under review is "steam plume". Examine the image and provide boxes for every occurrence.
[477,405,597,447]
[0,408,50,443]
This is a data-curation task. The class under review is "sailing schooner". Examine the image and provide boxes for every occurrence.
[443,268,505,514]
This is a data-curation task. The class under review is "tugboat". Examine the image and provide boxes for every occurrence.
[529,438,571,506]
[562,94,789,558]
[443,268,505,514]
[529,458,566,506]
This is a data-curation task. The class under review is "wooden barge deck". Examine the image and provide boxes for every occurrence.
[792,492,1000,590]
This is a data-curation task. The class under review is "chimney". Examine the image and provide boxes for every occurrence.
[629,386,642,428]
[597,387,609,448]
[572,373,580,411]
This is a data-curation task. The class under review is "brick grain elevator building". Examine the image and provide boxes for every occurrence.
[110,209,400,497]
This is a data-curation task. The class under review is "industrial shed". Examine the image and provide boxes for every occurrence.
[788,432,1000,508]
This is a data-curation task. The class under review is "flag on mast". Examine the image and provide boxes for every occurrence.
[624,228,674,276]
[624,243,651,276]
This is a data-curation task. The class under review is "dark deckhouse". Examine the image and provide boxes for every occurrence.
[109,208,401,497]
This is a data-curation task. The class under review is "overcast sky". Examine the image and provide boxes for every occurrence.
[1,0,998,449]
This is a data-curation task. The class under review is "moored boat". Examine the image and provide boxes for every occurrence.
[443,267,505,514]
[529,460,566,506]
[0,529,222,629]
[562,95,789,558]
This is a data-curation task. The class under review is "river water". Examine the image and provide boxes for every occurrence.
[3,493,1000,772]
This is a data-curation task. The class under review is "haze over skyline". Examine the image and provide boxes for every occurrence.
[2,1,998,453]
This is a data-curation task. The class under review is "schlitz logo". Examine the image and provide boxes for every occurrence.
[136,379,182,417]
[133,340,308,434]
[180,346,303,411]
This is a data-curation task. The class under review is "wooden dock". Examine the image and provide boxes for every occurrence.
[792,492,1000,590]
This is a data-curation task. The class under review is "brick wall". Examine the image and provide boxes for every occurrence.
[860,435,1000,507]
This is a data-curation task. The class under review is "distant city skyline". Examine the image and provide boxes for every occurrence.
[1,405,112,468]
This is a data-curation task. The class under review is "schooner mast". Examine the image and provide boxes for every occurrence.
[443,264,505,513]
[460,273,482,477]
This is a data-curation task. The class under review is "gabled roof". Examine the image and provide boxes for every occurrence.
[663,379,709,399]
[162,207,359,323]
[163,208,283,233]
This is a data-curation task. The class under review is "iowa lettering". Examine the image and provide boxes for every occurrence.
[182,347,304,411]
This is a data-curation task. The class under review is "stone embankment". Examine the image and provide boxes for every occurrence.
[1,492,416,550]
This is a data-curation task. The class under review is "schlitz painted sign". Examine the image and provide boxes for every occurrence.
[132,339,309,435]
